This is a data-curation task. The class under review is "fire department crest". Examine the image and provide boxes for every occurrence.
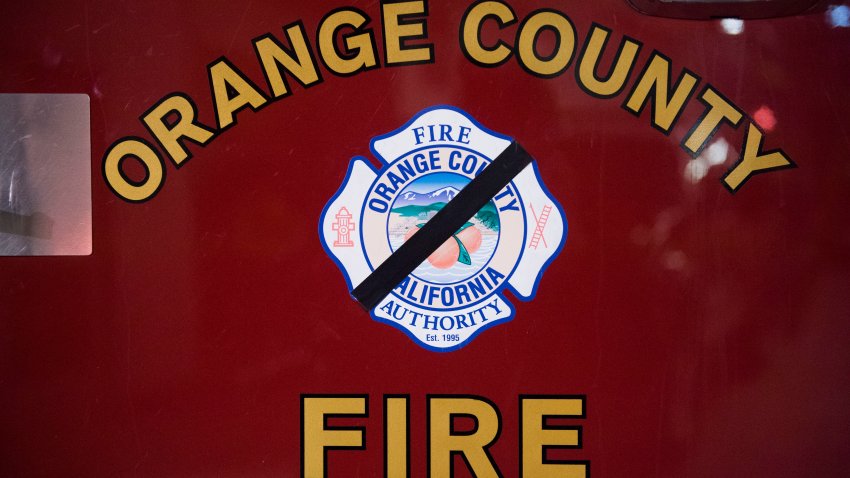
[319,106,566,351]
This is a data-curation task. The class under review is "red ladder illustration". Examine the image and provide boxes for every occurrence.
[529,204,552,250]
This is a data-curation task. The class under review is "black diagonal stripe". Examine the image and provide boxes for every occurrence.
[351,141,534,311]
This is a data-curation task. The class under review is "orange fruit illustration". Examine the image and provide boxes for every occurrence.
[404,224,482,269]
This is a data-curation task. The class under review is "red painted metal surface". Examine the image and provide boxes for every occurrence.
[2,0,849,476]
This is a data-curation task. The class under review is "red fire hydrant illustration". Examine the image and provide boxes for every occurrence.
[332,207,355,247]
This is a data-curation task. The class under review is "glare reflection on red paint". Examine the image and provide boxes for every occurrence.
[754,106,777,132]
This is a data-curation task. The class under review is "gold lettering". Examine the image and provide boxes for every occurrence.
[254,23,321,98]
[382,0,433,65]
[682,87,743,155]
[141,94,214,166]
[723,123,794,191]
[521,396,587,478]
[102,138,165,203]
[460,1,516,66]
[318,9,379,76]
[385,396,409,478]
[577,24,641,98]
[208,58,269,130]
[624,53,699,133]
[516,10,576,78]
[302,395,367,478]
[428,396,501,478]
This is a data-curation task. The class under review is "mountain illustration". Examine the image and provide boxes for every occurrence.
[397,186,461,206]
[391,198,500,232]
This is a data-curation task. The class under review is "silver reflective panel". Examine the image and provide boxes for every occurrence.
[0,94,91,255]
